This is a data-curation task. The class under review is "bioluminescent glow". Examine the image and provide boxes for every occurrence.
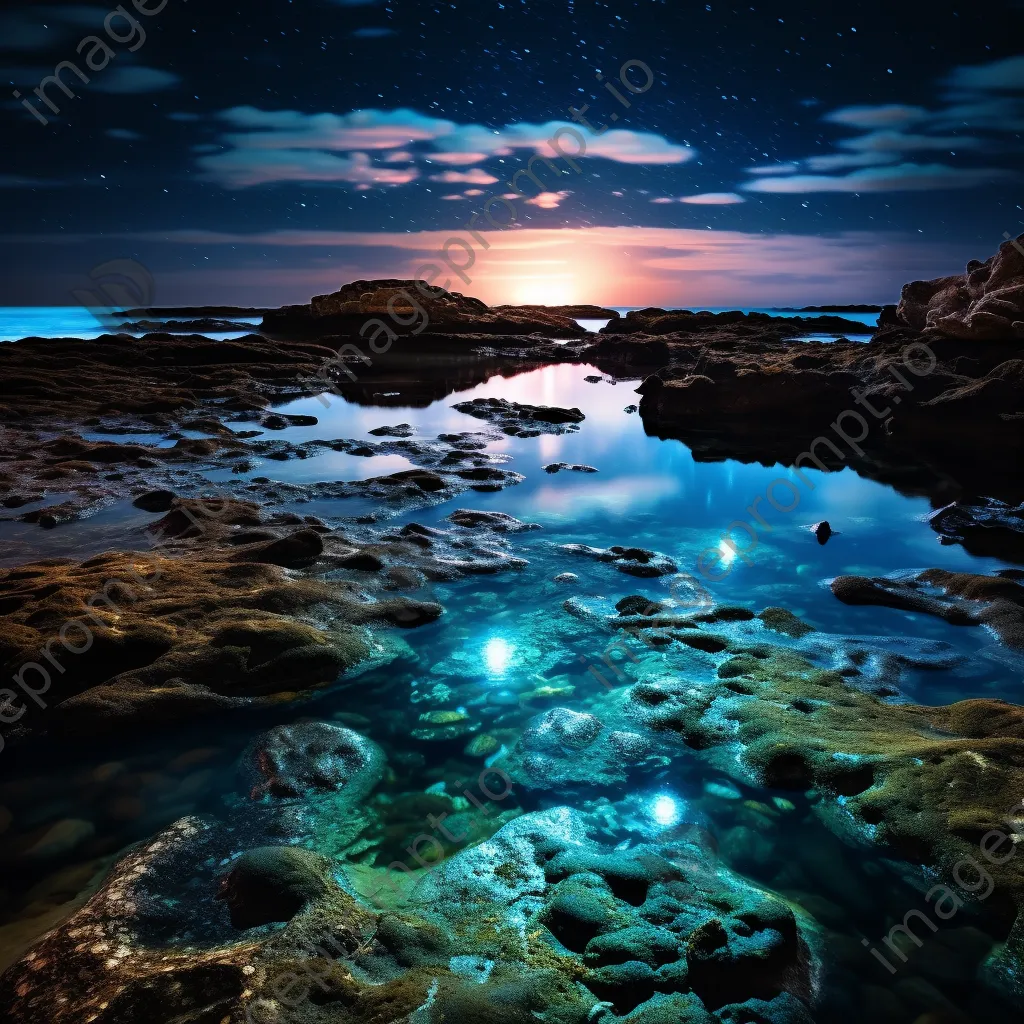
[483,636,514,675]
[719,538,738,566]
[652,794,682,827]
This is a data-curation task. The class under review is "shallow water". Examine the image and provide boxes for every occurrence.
[0,306,877,341]
[0,307,263,342]
[0,361,1017,1016]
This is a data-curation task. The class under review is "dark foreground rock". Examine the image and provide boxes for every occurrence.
[0,799,819,1024]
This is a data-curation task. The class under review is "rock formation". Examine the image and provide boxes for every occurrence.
[897,232,1024,340]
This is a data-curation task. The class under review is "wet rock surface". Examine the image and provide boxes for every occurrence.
[561,542,678,577]
[831,568,1024,649]
[451,395,586,435]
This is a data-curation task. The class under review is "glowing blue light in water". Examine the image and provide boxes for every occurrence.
[652,794,681,827]
[484,637,514,675]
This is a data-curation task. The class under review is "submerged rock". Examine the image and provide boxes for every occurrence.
[218,845,335,929]
[561,542,678,578]
[622,638,1024,926]
[831,568,1024,649]
[498,706,653,794]
[240,722,385,803]
[446,508,541,532]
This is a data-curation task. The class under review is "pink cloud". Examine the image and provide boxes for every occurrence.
[679,193,746,205]
[429,168,499,184]
[525,190,571,209]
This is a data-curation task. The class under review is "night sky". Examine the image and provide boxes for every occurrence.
[3,0,1023,308]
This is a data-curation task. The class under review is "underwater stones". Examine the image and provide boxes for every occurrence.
[446,508,540,532]
[624,640,1024,917]
[411,708,473,741]
[831,569,1024,649]
[616,595,665,616]
[758,607,815,638]
[218,845,335,929]
[452,396,586,435]
[464,733,501,758]
[499,707,653,793]
[561,543,678,578]
[241,722,385,804]
[554,572,580,584]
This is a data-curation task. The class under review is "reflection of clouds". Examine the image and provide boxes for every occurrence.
[538,433,563,462]
[530,474,681,515]
[267,451,416,483]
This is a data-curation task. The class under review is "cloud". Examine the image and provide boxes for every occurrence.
[203,106,695,186]
[351,27,395,38]
[217,106,457,151]
[946,55,1024,91]
[197,149,419,188]
[679,192,745,205]
[429,168,499,184]
[92,67,180,93]
[804,152,899,172]
[434,121,695,165]
[106,127,143,140]
[824,104,929,129]
[839,130,981,154]
[743,162,1017,193]
[800,130,984,171]
[748,56,1024,197]
[0,174,62,187]
[747,163,800,176]
[524,190,571,209]
[928,96,1024,132]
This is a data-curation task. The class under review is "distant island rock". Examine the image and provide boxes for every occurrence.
[114,318,258,333]
[598,308,876,335]
[262,279,586,338]
[775,304,883,313]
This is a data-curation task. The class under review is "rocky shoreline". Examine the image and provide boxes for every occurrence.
[0,235,1022,1022]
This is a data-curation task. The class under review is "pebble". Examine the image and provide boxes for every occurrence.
[704,779,743,801]
[464,734,501,758]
